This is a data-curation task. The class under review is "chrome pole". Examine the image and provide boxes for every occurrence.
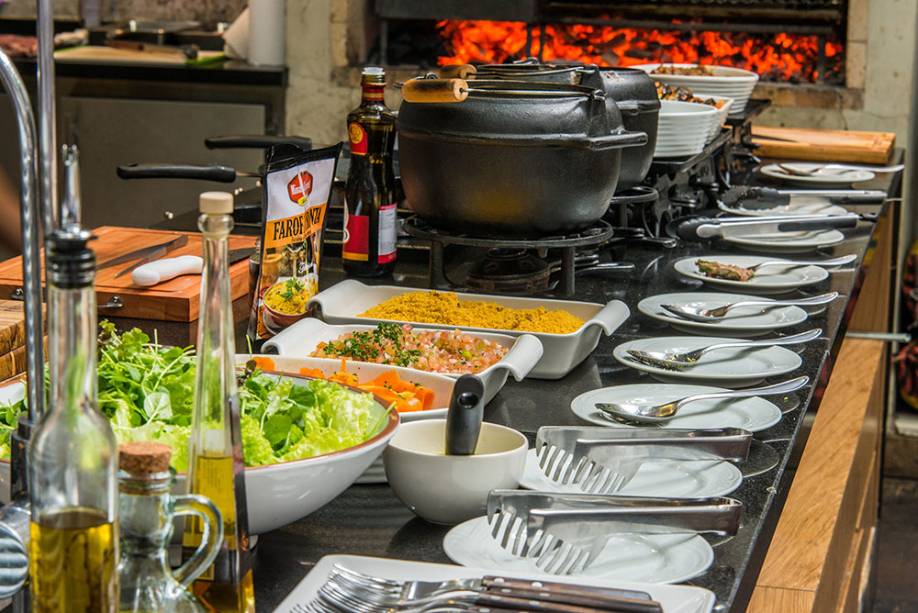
[0,51,43,422]
[37,0,58,232]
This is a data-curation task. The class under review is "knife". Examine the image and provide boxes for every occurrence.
[677,214,860,241]
[97,235,189,272]
[114,235,192,278]
[130,247,255,287]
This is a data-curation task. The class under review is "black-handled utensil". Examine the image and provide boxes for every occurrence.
[116,163,259,183]
[723,186,887,210]
[204,135,313,151]
[445,375,485,456]
[670,213,859,242]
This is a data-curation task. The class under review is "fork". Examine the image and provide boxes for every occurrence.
[777,162,904,176]
[303,563,661,613]
[626,328,821,370]
[661,291,839,322]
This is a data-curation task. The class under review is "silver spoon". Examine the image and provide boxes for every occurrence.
[661,291,839,323]
[625,328,822,371]
[778,163,904,176]
[596,376,809,424]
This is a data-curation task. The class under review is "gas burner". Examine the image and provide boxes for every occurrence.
[466,249,552,294]
[403,217,615,296]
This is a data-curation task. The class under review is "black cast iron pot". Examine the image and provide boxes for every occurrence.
[475,62,660,190]
[397,79,647,236]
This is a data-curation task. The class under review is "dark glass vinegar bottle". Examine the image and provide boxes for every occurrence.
[343,66,397,277]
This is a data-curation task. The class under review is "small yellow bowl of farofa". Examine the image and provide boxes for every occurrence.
[302,280,631,380]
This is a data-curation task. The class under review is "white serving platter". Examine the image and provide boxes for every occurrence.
[307,280,630,380]
[673,255,829,294]
[262,317,542,405]
[274,554,717,613]
[634,63,759,112]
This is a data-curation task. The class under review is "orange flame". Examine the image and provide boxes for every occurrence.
[437,20,843,83]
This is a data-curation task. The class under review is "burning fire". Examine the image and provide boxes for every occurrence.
[437,20,843,84]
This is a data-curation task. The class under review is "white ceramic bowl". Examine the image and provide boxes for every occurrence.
[0,374,400,534]
[706,96,734,142]
[655,100,718,158]
[636,63,759,112]
[262,318,543,405]
[384,420,528,525]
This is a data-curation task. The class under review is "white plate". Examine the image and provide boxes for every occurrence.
[571,383,783,432]
[308,280,630,380]
[673,255,829,294]
[722,229,846,253]
[263,318,543,405]
[760,163,875,187]
[444,516,714,585]
[613,336,802,387]
[638,292,808,337]
[521,449,742,498]
[719,195,849,217]
[274,554,718,613]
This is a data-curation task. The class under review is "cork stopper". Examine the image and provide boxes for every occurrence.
[119,442,172,475]
[199,191,234,215]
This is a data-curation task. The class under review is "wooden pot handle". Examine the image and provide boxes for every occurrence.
[439,64,477,79]
[401,78,469,103]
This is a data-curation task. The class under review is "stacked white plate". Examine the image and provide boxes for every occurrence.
[636,63,760,113]
[654,100,719,158]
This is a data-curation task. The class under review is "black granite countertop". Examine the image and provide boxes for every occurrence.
[130,159,901,611]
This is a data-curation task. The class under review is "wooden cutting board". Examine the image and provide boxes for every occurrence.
[55,46,226,66]
[751,126,895,164]
[0,300,33,355]
[0,337,46,381]
[0,227,257,322]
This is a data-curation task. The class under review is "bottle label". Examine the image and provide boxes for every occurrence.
[349,122,368,156]
[342,203,397,264]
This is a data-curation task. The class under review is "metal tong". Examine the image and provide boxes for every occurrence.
[487,491,742,575]
[535,427,751,494]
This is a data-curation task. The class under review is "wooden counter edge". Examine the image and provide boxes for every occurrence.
[748,338,885,613]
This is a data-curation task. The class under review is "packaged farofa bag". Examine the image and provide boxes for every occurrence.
[248,143,342,344]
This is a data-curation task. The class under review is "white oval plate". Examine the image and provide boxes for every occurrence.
[638,292,808,337]
[674,255,829,294]
[444,516,714,584]
[760,163,874,187]
[570,383,784,432]
[719,195,848,218]
[613,336,802,386]
[722,229,845,253]
[520,449,742,498]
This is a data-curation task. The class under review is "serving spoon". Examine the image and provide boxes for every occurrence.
[625,328,822,370]
[596,376,809,424]
[661,291,839,323]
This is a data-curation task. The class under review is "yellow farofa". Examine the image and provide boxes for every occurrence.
[359,291,585,334]
[265,281,309,314]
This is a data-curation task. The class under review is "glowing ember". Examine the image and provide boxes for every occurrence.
[437,20,844,84]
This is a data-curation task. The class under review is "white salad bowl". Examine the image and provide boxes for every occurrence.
[0,372,400,535]
[655,100,719,158]
[262,318,543,405]
[635,63,759,112]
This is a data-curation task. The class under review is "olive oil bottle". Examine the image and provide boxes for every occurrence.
[29,227,119,612]
[183,192,256,613]
[343,66,398,277]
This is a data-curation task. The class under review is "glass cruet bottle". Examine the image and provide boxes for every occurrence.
[28,226,119,612]
[183,191,256,612]
[118,441,223,613]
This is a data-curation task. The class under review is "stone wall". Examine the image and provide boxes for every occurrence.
[0,0,245,24]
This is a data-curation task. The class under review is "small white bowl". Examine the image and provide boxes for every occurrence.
[655,100,718,158]
[384,420,528,525]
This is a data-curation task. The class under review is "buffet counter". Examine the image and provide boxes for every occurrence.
[110,161,901,611]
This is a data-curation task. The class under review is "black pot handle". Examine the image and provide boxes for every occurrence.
[204,135,313,151]
[609,186,658,206]
[588,130,648,151]
[116,163,237,182]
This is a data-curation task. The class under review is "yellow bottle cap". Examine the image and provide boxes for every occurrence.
[199,191,234,214]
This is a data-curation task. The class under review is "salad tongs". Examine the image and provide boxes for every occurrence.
[487,491,742,576]
[535,427,751,494]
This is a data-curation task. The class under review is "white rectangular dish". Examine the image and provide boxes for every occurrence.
[306,280,631,380]
[262,318,542,404]
[274,554,717,613]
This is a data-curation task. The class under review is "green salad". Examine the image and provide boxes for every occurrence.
[0,322,390,471]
